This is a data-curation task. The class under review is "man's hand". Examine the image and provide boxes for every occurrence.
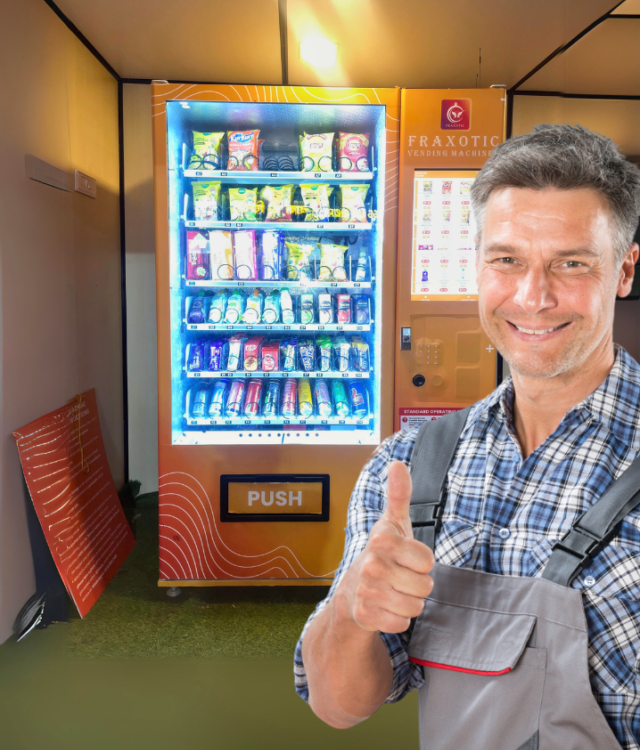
[336,460,435,634]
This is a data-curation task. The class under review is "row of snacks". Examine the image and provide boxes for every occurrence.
[190,182,371,224]
[186,229,371,282]
[420,179,472,196]
[188,130,371,173]
[186,336,371,374]
[186,291,371,326]
[188,378,370,420]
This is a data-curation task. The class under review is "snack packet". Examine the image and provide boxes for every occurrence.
[318,294,333,324]
[243,289,263,324]
[208,291,228,323]
[338,133,370,172]
[300,293,314,324]
[334,337,351,372]
[285,240,316,281]
[299,133,334,172]
[341,185,369,223]
[227,130,260,171]
[299,339,316,372]
[261,340,280,372]
[280,338,298,372]
[224,291,246,324]
[337,294,351,323]
[187,296,206,324]
[226,335,247,371]
[318,243,347,281]
[317,335,333,371]
[260,231,282,280]
[229,187,258,222]
[353,295,370,324]
[192,182,221,221]
[260,185,294,222]
[243,336,264,372]
[351,337,370,372]
[187,341,205,371]
[262,291,281,324]
[233,230,258,280]
[188,132,224,170]
[209,230,234,279]
[186,230,210,279]
[207,339,227,371]
[460,180,472,194]
[300,184,332,222]
[298,379,314,417]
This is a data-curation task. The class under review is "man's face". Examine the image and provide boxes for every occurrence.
[476,186,635,380]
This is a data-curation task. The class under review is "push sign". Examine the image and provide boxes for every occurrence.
[220,474,330,522]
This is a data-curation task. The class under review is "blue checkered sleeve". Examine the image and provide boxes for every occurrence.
[294,427,426,704]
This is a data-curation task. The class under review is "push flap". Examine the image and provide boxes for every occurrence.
[408,598,536,674]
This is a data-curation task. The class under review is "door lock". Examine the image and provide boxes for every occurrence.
[412,374,426,387]
[401,327,411,350]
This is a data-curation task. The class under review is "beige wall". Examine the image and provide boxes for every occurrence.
[124,84,158,493]
[0,0,122,643]
[512,95,640,363]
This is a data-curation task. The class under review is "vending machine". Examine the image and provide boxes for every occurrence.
[151,84,400,586]
[394,89,506,432]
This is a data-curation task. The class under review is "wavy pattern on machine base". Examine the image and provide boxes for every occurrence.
[151,84,400,217]
[158,471,337,581]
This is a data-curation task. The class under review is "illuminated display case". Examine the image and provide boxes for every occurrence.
[166,101,387,446]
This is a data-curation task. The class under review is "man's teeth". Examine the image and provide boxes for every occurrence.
[513,324,563,335]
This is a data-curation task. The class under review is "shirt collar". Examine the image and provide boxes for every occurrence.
[466,346,640,447]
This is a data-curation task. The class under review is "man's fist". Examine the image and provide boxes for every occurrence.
[337,461,435,634]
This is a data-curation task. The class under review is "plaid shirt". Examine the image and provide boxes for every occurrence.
[295,346,640,749]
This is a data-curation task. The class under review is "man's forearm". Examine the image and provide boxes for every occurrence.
[302,584,393,729]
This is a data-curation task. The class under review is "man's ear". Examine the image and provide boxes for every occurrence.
[617,242,639,298]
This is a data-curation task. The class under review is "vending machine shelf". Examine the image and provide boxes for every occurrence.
[184,415,370,426]
[185,370,371,380]
[185,322,372,333]
[183,169,374,184]
[174,429,378,446]
[183,279,373,289]
[184,220,373,232]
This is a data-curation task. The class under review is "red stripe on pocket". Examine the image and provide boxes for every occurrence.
[409,656,512,676]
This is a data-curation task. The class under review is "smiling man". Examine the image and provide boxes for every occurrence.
[294,125,640,749]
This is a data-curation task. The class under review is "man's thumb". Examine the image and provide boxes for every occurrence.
[383,461,414,534]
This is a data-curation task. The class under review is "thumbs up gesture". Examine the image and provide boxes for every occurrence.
[337,461,435,634]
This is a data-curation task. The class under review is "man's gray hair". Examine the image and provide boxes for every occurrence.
[471,124,640,264]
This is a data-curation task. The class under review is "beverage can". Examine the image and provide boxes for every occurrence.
[208,379,229,417]
[263,380,281,417]
[349,381,369,418]
[244,379,263,417]
[282,379,297,418]
[226,380,246,416]
[331,380,350,417]
[191,388,207,418]
[298,379,313,417]
[314,380,332,417]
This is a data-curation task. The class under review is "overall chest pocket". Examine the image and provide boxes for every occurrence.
[409,599,545,750]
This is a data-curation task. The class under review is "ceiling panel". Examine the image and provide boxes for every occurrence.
[53,0,619,89]
[522,18,640,95]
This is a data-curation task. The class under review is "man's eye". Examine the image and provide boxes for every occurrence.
[495,257,516,264]
[563,260,583,268]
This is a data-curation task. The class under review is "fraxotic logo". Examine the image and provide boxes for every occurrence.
[441,99,471,130]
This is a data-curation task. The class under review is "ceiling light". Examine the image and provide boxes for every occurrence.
[300,37,338,69]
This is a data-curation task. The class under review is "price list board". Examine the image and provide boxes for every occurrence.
[411,170,479,301]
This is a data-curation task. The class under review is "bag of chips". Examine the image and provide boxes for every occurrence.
[338,133,370,172]
[300,133,334,172]
[192,182,221,221]
[227,130,260,171]
[300,184,332,222]
[229,187,258,222]
[209,230,234,280]
[186,230,210,279]
[188,132,224,170]
[341,185,369,223]
[318,242,348,281]
[233,230,258,280]
[285,240,316,281]
[260,185,294,222]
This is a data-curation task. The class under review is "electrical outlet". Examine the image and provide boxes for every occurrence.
[74,170,97,199]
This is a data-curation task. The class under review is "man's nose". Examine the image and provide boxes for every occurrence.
[512,265,557,313]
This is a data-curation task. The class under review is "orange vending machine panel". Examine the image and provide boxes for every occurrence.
[152,84,400,586]
[395,89,506,432]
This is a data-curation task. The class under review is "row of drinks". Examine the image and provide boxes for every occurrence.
[186,335,371,374]
[188,378,369,421]
[186,290,371,326]
[191,182,371,224]
[185,229,370,282]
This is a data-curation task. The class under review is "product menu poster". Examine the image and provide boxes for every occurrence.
[412,170,479,301]
[13,389,135,618]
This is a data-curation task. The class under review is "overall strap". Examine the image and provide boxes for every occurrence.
[409,407,472,548]
[543,455,640,587]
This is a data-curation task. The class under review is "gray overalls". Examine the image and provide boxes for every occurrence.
[408,408,640,750]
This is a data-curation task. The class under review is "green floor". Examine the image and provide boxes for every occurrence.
[0,496,419,749]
